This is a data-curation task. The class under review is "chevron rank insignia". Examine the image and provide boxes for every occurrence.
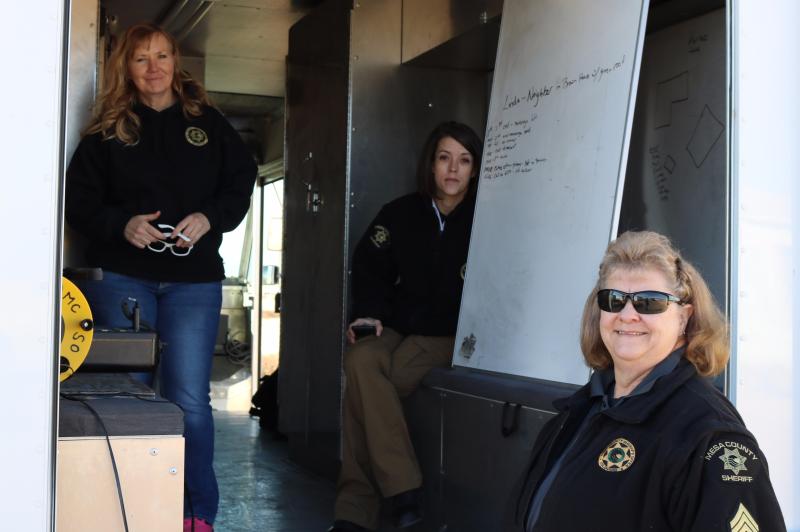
[730,502,758,532]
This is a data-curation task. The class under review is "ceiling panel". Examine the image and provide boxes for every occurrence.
[205,54,287,96]
[102,0,309,98]
[182,2,306,61]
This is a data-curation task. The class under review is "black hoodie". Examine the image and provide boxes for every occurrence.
[66,103,256,282]
[351,193,475,336]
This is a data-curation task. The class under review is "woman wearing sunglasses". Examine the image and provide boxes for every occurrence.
[509,231,785,531]
[65,24,256,532]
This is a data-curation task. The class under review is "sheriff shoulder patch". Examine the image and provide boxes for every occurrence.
[369,225,390,248]
[705,440,759,483]
[730,502,759,532]
[598,438,636,472]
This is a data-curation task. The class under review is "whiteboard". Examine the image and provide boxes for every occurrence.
[620,9,727,309]
[454,0,649,383]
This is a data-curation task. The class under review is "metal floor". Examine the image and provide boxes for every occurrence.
[212,412,423,532]
[213,412,335,532]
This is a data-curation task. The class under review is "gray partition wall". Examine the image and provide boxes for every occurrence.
[281,1,736,529]
[620,8,727,309]
[280,0,495,476]
[281,0,351,476]
[348,1,494,262]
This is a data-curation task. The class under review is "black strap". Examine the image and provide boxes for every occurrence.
[501,402,522,437]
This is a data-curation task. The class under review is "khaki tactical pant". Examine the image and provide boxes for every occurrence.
[334,327,455,530]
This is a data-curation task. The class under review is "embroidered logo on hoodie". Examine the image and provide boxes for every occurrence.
[185,127,208,146]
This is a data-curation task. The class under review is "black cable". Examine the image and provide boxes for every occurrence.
[60,394,130,532]
[95,394,201,529]
[59,356,74,378]
[225,336,251,366]
[120,298,155,332]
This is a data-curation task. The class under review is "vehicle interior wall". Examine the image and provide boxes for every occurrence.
[63,0,100,269]
[280,0,352,477]
[347,1,497,271]
[54,1,317,524]
[276,0,732,485]
[442,0,728,384]
[399,2,731,529]
[64,0,303,264]
[58,0,731,504]
[61,1,309,412]
[621,0,727,311]
[278,0,501,477]
[621,1,728,389]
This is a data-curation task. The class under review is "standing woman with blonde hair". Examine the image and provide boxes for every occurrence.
[66,24,257,532]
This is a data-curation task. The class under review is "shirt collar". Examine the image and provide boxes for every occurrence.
[424,192,475,220]
[431,198,446,232]
[589,346,686,409]
[134,100,181,117]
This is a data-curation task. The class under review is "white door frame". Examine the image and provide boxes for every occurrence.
[729,1,800,527]
[0,1,68,529]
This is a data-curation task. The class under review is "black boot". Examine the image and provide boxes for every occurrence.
[390,488,423,529]
[327,519,368,532]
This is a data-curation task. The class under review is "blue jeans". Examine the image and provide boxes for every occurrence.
[76,271,222,524]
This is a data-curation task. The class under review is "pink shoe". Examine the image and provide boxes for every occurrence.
[183,517,214,532]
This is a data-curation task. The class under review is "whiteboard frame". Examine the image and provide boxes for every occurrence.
[610,4,650,242]
[453,0,650,383]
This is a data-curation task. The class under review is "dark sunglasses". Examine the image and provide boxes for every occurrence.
[597,289,683,315]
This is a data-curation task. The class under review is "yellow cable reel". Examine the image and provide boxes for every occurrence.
[60,277,94,382]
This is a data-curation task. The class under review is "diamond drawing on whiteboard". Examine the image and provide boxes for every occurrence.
[686,104,724,168]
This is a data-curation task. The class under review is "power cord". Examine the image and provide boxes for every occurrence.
[59,357,75,378]
[225,333,251,366]
[120,298,155,332]
[225,338,251,365]
[60,394,130,532]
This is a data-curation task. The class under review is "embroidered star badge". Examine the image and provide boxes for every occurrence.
[369,225,390,248]
[719,447,748,475]
[597,438,636,472]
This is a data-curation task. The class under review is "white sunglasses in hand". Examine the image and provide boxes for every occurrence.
[147,224,194,256]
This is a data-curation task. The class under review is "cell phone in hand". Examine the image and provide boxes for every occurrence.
[352,324,377,340]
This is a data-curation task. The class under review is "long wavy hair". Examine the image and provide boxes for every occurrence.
[579,231,729,377]
[85,24,211,145]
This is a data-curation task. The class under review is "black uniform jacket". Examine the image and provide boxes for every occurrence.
[66,102,257,282]
[508,358,786,531]
[351,193,475,336]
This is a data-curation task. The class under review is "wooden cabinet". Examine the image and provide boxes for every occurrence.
[57,436,184,532]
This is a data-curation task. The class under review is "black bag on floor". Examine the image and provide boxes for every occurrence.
[250,369,281,434]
